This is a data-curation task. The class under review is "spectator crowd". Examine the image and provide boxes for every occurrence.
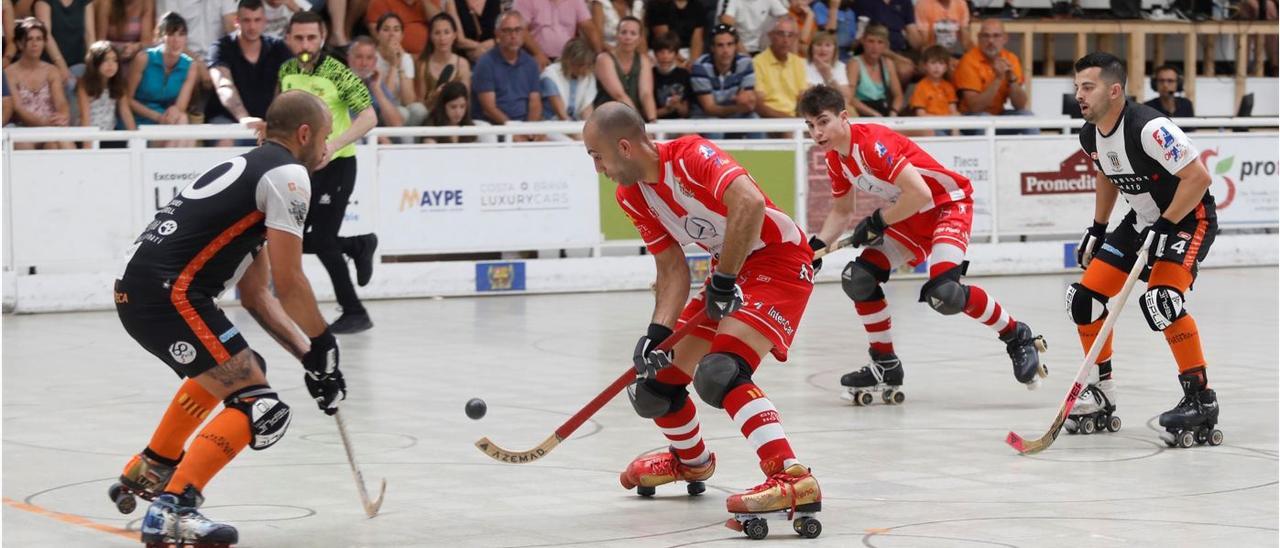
[4,0,1272,144]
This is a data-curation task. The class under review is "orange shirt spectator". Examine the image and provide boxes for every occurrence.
[914,0,970,55]
[909,76,956,116]
[953,45,1023,115]
[366,0,431,55]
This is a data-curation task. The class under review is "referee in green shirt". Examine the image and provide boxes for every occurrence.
[280,11,378,334]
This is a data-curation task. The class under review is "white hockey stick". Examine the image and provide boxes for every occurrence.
[334,410,387,517]
[1005,243,1149,455]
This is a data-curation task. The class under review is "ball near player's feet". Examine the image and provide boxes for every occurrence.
[466,398,487,420]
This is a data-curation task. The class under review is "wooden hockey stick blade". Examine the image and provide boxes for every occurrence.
[475,434,563,463]
[474,314,705,464]
[334,410,388,517]
[1005,245,1149,455]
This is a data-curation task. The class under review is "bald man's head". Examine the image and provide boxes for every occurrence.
[583,102,653,186]
[265,90,332,171]
[978,19,1007,57]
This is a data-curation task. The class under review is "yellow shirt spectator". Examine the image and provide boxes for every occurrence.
[752,49,807,116]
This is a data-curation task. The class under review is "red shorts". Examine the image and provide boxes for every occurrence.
[881,199,974,267]
[675,243,815,362]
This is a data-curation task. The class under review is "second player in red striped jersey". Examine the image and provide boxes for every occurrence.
[798,84,1048,405]
[585,102,823,531]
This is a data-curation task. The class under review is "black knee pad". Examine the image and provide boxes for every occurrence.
[693,353,753,409]
[1141,285,1186,331]
[252,350,267,375]
[627,378,689,419]
[841,258,889,302]
[224,385,292,450]
[918,262,969,315]
[1065,282,1109,325]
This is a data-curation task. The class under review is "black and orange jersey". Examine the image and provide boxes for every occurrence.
[1079,100,1215,227]
[121,142,311,297]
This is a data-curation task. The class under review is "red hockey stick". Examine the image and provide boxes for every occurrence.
[1006,244,1149,455]
[475,313,707,463]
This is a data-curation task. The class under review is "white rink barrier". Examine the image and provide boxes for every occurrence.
[4,117,1277,313]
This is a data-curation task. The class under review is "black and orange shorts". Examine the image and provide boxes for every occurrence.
[115,277,249,379]
[1096,204,1217,279]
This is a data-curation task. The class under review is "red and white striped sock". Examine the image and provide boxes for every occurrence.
[723,384,797,476]
[653,397,710,466]
[964,284,1014,336]
[855,298,894,355]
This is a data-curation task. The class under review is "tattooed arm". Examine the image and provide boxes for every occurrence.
[237,247,309,360]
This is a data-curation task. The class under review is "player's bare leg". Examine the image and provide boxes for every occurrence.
[139,350,292,547]
[693,318,821,540]
[622,334,716,497]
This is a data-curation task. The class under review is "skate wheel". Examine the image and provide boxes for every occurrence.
[1209,429,1224,446]
[1064,419,1078,434]
[1177,430,1196,448]
[856,391,874,407]
[891,390,905,404]
[108,483,136,515]
[636,485,656,497]
[1033,335,1048,353]
[1081,417,1096,434]
[793,517,822,539]
[686,481,705,496]
[1037,363,1049,378]
[743,518,769,540]
[1106,415,1122,433]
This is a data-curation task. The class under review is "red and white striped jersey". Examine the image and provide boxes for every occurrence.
[825,123,972,211]
[616,136,804,257]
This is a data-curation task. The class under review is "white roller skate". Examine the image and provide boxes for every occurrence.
[1065,379,1121,435]
[140,487,237,547]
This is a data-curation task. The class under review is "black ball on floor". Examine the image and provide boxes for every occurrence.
[465,398,487,420]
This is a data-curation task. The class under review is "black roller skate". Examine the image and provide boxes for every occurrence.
[1065,379,1121,435]
[1000,321,1048,390]
[840,350,904,406]
[1159,369,1222,449]
[140,486,237,547]
[109,450,181,515]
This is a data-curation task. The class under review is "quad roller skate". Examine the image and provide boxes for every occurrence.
[724,464,822,540]
[1065,379,1121,435]
[1000,321,1048,390]
[619,447,715,497]
[840,350,905,406]
[109,451,181,515]
[140,486,236,547]
[1158,370,1222,449]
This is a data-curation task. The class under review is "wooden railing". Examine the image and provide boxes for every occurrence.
[968,20,1278,107]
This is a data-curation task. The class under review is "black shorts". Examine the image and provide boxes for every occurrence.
[115,277,249,379]
[1096,206,1218,279]
[303,155,357,254]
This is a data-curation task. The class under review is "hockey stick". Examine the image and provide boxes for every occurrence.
[334,409,387,517]
[1005,244,1150,455]
[475,313,707,464]
[813,233,857,260]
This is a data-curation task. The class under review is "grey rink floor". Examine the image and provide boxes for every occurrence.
[4,267,1277,548]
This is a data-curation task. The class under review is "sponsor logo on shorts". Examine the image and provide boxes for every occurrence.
[767,306,795,336]
[169,341,198,364]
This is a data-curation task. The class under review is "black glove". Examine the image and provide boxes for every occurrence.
[704,272,744,321]
[849,210,887,248]
[1076,221,1107,269]
[808,235,827,273]
[1140,217,1178,266]
[302,329,346,415]
[632,323,674,379]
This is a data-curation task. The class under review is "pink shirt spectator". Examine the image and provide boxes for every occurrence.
[513,0,590,59]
